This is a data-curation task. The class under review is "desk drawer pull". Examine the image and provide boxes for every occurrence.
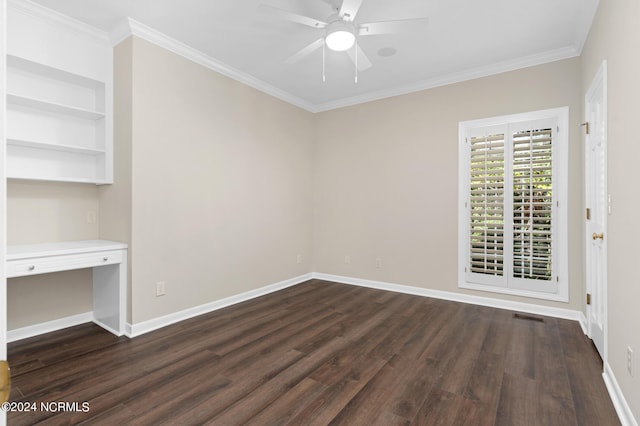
[28,265,35,271]
[103,257,109,262]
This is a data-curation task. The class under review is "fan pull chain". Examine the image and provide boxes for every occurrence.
[355,39,358,83]
[322,42,326,83]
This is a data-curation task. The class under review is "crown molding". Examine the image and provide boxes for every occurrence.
[109,17,134,47]
[106,16,585,114]
[8,0,110,43]
[313,45,581,112]
[9,0,596,114]
[111,18,317,113]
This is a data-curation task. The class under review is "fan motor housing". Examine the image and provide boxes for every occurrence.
[325,19,356,51]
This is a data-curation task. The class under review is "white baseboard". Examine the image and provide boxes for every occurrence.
[578,312,588,335]
[313,272,585,323]
[314,272,638,426]
[92,318,123,337]
[125,273,314,338]
[8,271,634,425]
[3,273,589,342]
[603,362,638,426]
[7,312,93,343]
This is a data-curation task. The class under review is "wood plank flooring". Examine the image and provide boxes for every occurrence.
[7,280,620,425]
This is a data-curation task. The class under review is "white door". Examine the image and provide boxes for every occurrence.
[0,0,8,424]
[585,61,608,362]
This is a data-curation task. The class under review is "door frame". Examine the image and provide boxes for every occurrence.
[0,0,8,424]
[585,60,608,364]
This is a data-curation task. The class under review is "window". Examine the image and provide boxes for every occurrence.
[458,108,568,301]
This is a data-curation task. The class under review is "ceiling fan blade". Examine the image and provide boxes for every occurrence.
[346,43,372,71]
[339,0,363,22]
[358,18,429,36]
[285,38,325,64]
[259,4,327,29]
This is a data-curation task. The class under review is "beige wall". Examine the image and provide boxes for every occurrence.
[7,181,99,243]
[581,0,640,419]
[314,58,584,311]
[6,51,584,327]
[6,35,316,330]
[8,269,92,329]
[123,37,315,324]
[6,181,97,328]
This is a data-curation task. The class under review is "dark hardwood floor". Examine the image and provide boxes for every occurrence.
[7,280,620,425]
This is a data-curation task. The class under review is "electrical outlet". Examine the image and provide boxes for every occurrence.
[628,346,633,376]
[376,258,382,268]
[296,254,302,264]
[156,281,166,297]
[345,256,351,264]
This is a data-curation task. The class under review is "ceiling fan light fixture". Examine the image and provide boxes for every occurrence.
[325,26,355,51]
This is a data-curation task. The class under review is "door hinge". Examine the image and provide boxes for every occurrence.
[581,122,590,135]
[586,208,591,220]
[587,293,591,305]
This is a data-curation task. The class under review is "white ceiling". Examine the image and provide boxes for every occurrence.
[28,0,599,112]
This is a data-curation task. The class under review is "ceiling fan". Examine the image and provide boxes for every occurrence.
[260,0,429,81]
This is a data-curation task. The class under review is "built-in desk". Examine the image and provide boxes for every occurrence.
[7,240,128,337]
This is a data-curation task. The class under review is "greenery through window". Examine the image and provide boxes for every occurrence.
[459,108,568,301]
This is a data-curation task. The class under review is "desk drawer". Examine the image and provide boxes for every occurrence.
[7,250,123,278]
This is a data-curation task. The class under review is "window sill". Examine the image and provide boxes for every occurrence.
[459,280,569,303]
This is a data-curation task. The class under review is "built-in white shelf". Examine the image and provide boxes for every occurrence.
[7,138,107,155]
[7,93,106,121]
[6,54,103,90]
[8,176,112,185]
[6,3,113,185]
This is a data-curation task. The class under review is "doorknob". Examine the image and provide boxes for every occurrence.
[592,232,604,240]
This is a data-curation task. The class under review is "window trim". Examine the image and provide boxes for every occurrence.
[458,107,569,302]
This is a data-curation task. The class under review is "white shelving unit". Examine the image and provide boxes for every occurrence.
[6,0,113,184]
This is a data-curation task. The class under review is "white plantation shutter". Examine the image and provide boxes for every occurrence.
[459,109,567,300]
[469,133,505,280]
[512,128,553,281]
